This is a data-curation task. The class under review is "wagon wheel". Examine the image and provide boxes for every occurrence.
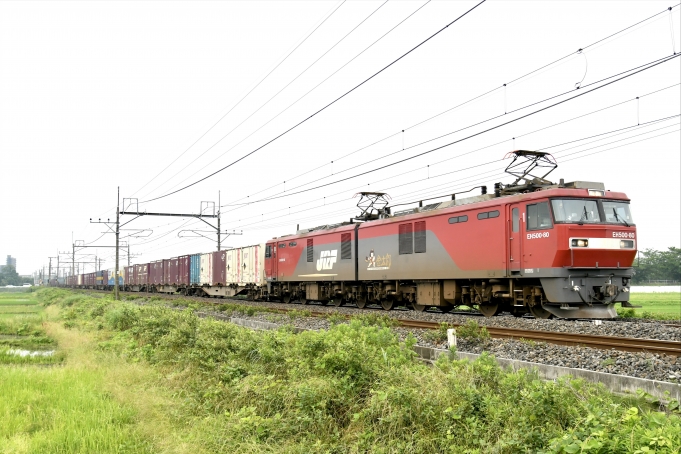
[301,299,310,305]
[529,304,553,319]
[282,293,292,304]
[332,296,343,307]
[356,294,368,309]
[440,304,455,313]
[319,299,330,306]
[380,298,395,311]
[478,301,501,317]
[412,304,428,312]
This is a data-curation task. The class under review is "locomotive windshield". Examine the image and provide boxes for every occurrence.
[550,198,634,225]
[602,200,634,225]
[551,199,600,223]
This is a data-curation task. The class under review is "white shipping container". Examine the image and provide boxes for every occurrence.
[225,248,240,284]
[200,253,212,285]
[240,244,265,286]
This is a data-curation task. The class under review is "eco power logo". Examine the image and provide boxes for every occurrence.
[316,250,337,271]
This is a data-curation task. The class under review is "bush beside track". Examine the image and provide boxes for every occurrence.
[36,288,681,453]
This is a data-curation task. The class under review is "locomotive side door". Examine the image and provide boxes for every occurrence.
[265,243,277,281]
[508,203,523,274]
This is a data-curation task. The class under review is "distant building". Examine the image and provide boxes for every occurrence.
[6,256,16,268]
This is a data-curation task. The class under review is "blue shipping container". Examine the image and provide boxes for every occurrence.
[107,268,123,286]
[190,254,201,285]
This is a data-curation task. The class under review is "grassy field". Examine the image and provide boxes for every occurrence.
[623,292,681,320]
[0,292,156,453]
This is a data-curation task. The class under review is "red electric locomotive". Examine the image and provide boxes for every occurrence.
[264,151,637,319]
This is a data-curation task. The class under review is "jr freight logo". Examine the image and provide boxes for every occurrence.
[316,250,337,271]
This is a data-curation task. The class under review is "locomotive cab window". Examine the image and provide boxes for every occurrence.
[527,202,553,230]
[512,208,519,232]
[551,199,600,224]
[278,243,286,248]
[602,201,634,225]
[265,245,272,258]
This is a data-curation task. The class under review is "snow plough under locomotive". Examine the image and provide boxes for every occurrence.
[70,151,638,319]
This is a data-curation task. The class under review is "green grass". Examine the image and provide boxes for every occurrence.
[620,292,681,320]
[30,288,681,453]
[0,364,152,453]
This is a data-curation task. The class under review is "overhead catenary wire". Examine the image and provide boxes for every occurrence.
[221,82,680,221]
[141,0,487,203]
[128,0,347,198]
[225,54,679,205]
[141,0,436,202]
[210,4,681,208]
[219,113,679,231]
[239,61,678,206]
[218,91,681,229]
[137,1,391,201]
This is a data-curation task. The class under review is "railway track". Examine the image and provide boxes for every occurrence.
[82,289,681,356]
[397,319,680,356]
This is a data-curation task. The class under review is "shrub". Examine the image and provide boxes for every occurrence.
[456,320,491,342]
[353,313,399,328]
[105,305,139,331]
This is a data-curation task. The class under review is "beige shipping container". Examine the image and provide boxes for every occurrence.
[199,252,212,285]
[225,248,240,284]
[239,244,265,286]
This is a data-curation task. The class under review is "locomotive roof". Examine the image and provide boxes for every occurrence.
[272,182,630,240]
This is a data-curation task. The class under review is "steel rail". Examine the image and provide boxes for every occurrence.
[398,319,681,356]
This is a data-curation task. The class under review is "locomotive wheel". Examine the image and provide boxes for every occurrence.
[381,299,395,311]
[282,294,292,304]
[478,302,501,317]
[332,296,343,307]
[356,295,368,309]
[412,304,427,312]
[529,304,554,319]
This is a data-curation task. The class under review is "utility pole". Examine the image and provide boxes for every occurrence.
[127,243,130,267]
[217,191,221,251]
[115,187,120,301]
[48,258,52,283]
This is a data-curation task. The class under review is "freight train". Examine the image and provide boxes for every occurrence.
[65,151,638,319]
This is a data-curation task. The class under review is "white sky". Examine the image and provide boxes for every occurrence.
[1,0,679,276]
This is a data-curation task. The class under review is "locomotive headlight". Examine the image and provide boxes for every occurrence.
[571,239,589,247]
[620,240,634,248]
[572,285,581,292]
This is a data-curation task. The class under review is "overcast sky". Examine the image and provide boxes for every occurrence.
[1,0,679,276]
